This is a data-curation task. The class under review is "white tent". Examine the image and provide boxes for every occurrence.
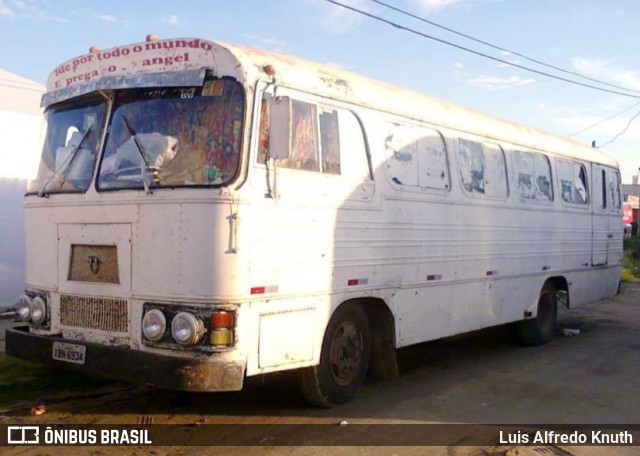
[0,69,44,307]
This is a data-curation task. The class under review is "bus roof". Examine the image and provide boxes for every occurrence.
[44,36,618,169]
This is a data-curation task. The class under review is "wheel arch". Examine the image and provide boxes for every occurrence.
[335,297,398,379]
[546,275,570,308]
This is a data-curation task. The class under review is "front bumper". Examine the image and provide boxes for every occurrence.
[6,326,245,392]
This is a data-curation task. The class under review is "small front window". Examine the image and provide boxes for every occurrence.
[27,96,106,194]
[98,78,244,190]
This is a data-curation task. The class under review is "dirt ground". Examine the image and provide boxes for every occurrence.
[1,284,639,455]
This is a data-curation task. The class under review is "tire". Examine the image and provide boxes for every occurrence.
[297,303,371,408]
[513,282,558,346]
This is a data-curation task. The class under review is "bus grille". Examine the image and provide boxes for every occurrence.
[60,295,128,333]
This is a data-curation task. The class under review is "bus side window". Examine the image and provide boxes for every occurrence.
[258,98,270,164]
[558,159,589,205]
[608,169,621,210]
[514,151,552,201]
[534,153,553,201]
[593,166,606,210]
[259,97,351,177]
[338,110,370,182]
[279,100,320,172]
[385,123,418,187]
[457,139,507,197]
[384,123,449,191]
[515,150,535,199]
[575,164,589,204]
[483,143,508,198]
[458,139,484,194]
[319,108,340,174]
[418,132,449,190]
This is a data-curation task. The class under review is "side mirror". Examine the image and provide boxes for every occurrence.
[268,96,292,160]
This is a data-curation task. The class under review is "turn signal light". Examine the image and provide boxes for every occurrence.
[210,329,234,346]
[211,311,234,329]
[210,311,235,347]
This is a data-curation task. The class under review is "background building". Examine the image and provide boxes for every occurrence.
[622,174,640,228]
[0,69,44,308]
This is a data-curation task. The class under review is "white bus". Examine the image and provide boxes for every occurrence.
[7,36,622,407]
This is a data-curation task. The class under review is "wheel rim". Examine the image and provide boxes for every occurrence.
[329,320,364,386]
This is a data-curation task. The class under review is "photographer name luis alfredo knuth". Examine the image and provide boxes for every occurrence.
[500,429,633,445]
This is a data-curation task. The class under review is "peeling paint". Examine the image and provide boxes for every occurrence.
[393,151,413,162]
[108,337,131,348]
[62,331,86,342]
[320,76,352,95]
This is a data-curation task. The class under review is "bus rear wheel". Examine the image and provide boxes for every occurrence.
[297,303,371,408]
[513,282,558,346]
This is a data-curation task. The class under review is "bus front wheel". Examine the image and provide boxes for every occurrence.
[297,303,371,408]
[513,282,558,346]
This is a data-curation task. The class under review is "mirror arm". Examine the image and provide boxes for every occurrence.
[264,153,274,199]
[272,159,278,200]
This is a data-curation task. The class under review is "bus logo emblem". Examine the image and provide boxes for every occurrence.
[87,255,101,275]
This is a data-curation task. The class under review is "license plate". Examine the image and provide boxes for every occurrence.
[52,342,86,365]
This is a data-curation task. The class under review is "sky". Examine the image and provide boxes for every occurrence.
[1,0,640,182]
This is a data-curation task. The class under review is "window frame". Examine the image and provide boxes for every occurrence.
[95,77,246,192]
[255,88,371,182]
[27,94,108,196]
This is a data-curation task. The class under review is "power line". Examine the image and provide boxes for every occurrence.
[568,101,640,138]
[367,0,640,97]
[599,108,640,147]
[323,0,640,99]
[362,0,640,145]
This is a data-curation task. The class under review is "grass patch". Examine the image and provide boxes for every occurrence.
[622,236,640,282]
[0,352,112,408]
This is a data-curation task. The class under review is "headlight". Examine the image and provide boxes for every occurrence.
[171,312,205,346]
[16,295,32,321]
[30,296,47,325]
[142,309,167,342]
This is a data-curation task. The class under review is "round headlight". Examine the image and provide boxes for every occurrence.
[171,312,205,346]
[30,296,47,325]
[142,309,167,342]
[16,295,32,321]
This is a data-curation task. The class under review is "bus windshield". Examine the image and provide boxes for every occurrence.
[28,96,106,195]
[98,78,244,190]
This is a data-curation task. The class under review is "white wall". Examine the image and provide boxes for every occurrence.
[0,69,44,308]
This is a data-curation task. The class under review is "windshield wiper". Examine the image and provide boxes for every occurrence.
[121,116,154,194]
[38,124,93,198]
